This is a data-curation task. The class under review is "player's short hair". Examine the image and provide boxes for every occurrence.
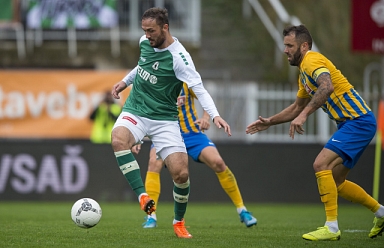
[142,7,169,27]
[283,25,313,50]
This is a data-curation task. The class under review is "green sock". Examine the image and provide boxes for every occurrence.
[173,179,190,221]
[115,150,145,197]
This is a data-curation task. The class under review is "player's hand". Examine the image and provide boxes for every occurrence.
[111,81,127,99]
[131,144,141,154]
[195,117,210,131]
[289,115,306,140]
[213,116,231,136]
[245,116,271,135]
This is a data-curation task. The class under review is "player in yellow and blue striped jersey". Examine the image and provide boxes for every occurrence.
[142,82,257,229]
[246,24,384,241]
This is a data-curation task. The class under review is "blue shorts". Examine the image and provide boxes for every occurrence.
[150,131,215,163]
[183,131,216,162]
[324,112,376,169]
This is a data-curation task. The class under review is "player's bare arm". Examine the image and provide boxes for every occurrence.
[303,73,334,115]
[213,116,232,136]
[246,100,305,135]
[288,97,311,139]
[111,81,127,99]
[290,74,333,139]
[195,111,211,131]
[245,116,271,135]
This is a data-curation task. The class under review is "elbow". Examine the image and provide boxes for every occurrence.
[328,84,334,95]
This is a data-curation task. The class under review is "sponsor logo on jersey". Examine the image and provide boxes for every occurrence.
[140,56,146,62]
[137,66,158,84]
[149,75,157,84]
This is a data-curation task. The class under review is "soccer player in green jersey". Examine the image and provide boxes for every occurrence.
[246,24,384,241]
[111,7,231,239]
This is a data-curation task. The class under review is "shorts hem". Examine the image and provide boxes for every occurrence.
[324,143,351,168]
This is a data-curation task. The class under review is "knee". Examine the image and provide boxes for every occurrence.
[313,160,326,172]
[209,158,226,173]
[148,158,163,173]
[148,157,157,170]
[111,133,125,151]
[173,170,189,184]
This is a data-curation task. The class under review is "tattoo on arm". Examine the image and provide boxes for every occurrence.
[308,73,333,110]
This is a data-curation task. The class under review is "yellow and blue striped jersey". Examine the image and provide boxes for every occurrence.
[177,83,201,134]
[297,51,371,122]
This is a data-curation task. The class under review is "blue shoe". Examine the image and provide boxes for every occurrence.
[142,216,157,228]
[239,210,257,227]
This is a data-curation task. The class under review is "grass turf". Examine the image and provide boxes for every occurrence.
[0,202,382,248]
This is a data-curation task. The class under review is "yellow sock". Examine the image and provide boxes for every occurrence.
[338,180,380,212]
[216,167,244,208]
[316,170,338,221]
[145,171,160,205]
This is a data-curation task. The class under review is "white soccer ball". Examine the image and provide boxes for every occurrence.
[71,198,102,228]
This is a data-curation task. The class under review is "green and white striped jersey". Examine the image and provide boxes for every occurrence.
[123,36,202,121]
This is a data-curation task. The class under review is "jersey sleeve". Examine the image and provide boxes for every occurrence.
[297,78,309,98]
[303,52,330,81]
[189,86,197,99]
[297,52,330,99]
[191,83,220,119]
[173,52,202,88]
[139,35,147,44]
[122,66,138,86]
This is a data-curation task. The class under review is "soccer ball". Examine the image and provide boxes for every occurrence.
[71,198,102,228]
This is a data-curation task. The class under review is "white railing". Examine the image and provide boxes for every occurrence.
[198,81,379,144]
[237,0,383,144]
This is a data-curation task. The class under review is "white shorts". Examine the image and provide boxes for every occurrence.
[113,112,186,160]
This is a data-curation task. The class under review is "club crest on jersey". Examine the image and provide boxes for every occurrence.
[305,84,313,95]
[177,95,186,106]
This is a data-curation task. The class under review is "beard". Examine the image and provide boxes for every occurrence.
[289,48,303,66]
[149,31,166,48]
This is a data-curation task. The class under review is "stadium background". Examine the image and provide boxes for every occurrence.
[1,0,383,203]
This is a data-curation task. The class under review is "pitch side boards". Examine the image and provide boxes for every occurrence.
[0,141,380,202]
[0,70,130,139]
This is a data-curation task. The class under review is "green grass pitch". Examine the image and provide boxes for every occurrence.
[0,202,383,248]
